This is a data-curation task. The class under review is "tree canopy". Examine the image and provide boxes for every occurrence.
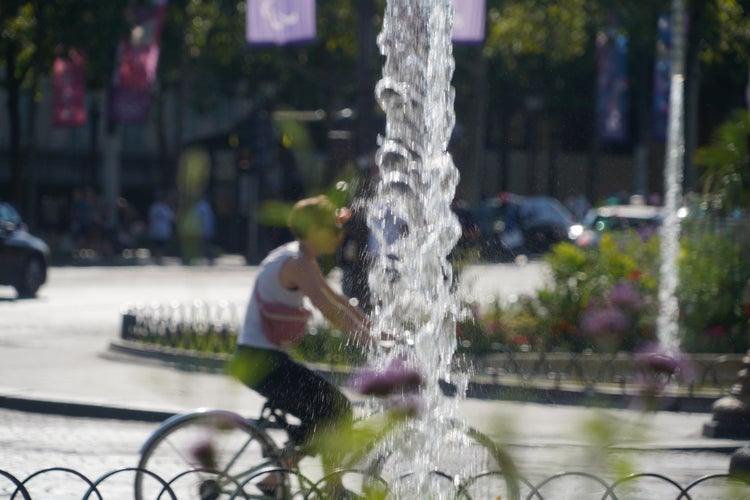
[2,0,750,208]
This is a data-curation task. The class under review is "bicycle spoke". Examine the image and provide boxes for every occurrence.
[135,411,287,499]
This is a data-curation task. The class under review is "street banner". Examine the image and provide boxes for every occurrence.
[452,0,485,43]
[596,26,629,143]
[52,50,87,127]
[652,13,671,142]
[109,0,167,124]
[246,0,316,46]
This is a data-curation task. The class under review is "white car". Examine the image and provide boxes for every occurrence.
[571,204,663,248]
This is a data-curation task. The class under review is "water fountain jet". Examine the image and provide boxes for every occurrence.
[361,0,494,497]
[657,0,686,356]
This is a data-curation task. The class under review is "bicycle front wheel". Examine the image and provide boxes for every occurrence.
[134,409,289,499]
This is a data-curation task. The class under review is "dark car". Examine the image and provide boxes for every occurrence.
[0,201,50,297]
[475,193,576,262]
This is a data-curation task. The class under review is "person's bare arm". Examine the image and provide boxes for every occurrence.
[282,256,372,344]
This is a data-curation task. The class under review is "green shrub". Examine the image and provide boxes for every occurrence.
[128,218,750,360]
[291,324,367,366]
[513,222,750,354]
[678,228,750,352]
[533,232,660,353]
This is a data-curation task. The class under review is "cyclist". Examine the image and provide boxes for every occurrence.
[228,195,373,496]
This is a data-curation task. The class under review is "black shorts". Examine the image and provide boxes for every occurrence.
[229,345,353,449]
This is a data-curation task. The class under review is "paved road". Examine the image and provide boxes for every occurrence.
[0,257,546,414]
[0,405,740,499]
[1,258,749,498]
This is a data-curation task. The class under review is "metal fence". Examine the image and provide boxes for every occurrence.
[120,300,243,354]
[2,466,748,499]
[472,349,743,397]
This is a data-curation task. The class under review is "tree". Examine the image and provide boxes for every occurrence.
[152,0,374,180]
[477,0,750,200]
[694,110,750,213]
[481,0,594,196]
[1,1,126,212]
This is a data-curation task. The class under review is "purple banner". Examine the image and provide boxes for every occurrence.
[652,14,671,142]
[246,0,316,46]
[109,1,167,124]
[452,0,485,43]
[596,26,629,143]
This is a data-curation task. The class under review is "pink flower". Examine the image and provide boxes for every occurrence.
[348,359,423,397]
[705,325,726,339]
[485,320,504,334]
[512,335,528,346]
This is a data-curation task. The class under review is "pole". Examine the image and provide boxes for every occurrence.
[355,0,375,160]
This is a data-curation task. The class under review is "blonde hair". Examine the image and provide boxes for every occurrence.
[287,195,338,240]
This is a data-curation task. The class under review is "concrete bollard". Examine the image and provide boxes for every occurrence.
[729,446,750,484]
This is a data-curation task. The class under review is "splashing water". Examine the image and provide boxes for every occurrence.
[363,0,478,496]
[657,0,686,354]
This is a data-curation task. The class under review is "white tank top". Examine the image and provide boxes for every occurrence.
[238,241,309,350]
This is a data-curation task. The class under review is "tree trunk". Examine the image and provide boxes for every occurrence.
[355,0,376,161]
[5,45,23,208]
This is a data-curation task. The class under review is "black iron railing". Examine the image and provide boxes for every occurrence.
[2,466,748,499]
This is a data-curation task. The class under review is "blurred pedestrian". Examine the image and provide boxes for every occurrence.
[449,196,481,286]
[339,170,376,312]
[194,195,215,265]
[148,191,174,264]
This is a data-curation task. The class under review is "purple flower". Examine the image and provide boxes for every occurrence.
[635,341,695,383]
[630,342,695,411]
[348,359,424,397]
[609,281,644,311]
[581,306,629,337]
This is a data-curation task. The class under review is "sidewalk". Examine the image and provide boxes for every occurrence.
[0,337,746,456]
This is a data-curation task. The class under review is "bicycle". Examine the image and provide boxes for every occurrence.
[134,398,521,499]
[134,400,391,500]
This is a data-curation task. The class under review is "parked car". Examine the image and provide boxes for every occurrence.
[0,201,50,297]
[571,203,663,248]
[475,193,577,261]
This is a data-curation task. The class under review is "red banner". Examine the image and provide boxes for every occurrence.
[52,51,87,127]
[109,1,167,124]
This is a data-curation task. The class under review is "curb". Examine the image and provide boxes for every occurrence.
[109,339,717,413]
[0,340,719,424]
[110,340,718,413]
[467,382,715,413]
[0,394,174,422]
